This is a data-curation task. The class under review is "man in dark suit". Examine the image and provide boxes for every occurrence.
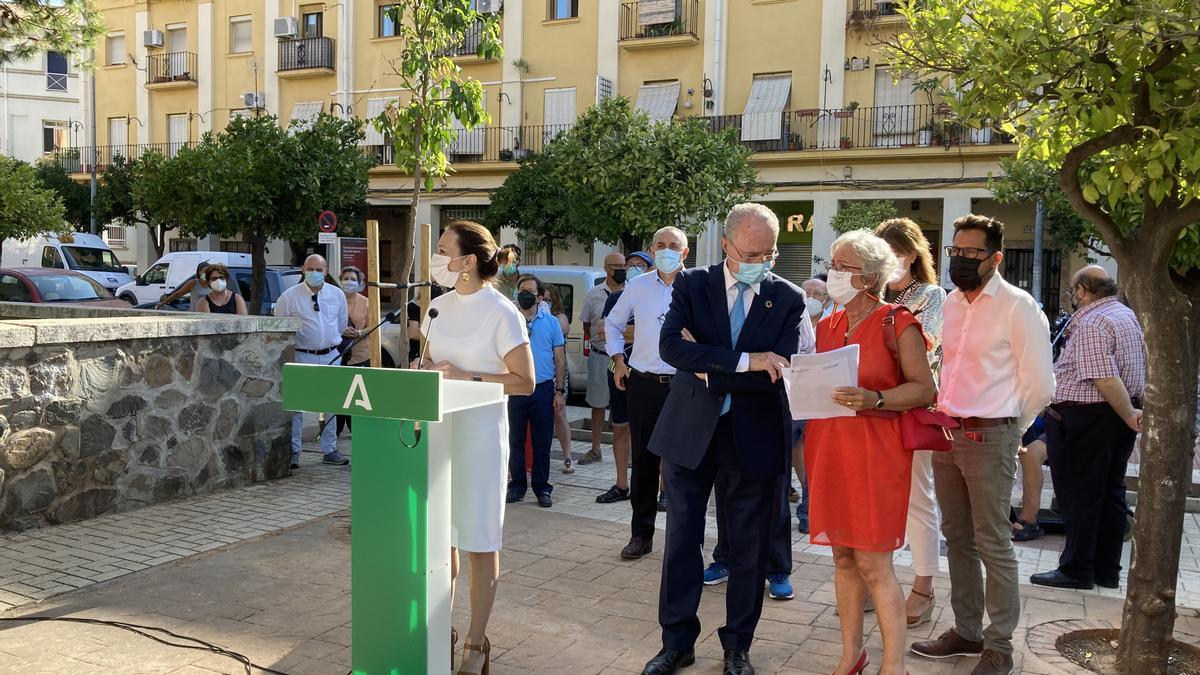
[641,203,806,675]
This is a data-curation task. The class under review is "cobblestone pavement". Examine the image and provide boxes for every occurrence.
[0,409,1196,674]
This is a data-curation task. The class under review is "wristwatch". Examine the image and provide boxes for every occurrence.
[472,375,482,382]
[874,390,886,409]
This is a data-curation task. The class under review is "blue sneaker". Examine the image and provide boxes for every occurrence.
[703,562,730,586]
[767,573,795,600]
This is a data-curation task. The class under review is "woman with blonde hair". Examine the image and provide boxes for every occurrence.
[874,218,947,629]
[416,220,536,674]
[806,229,936,675]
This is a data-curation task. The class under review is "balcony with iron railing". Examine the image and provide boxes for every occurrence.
[366,124,573,167]
[620,0,700,46]
[145,52,197,87]
[51,142,198,173]
[847,0,921,25]
[437,19,488,59]
[278,36,335,76]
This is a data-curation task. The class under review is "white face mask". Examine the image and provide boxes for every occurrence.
[889,256,910,284]
[826,269,861,306]
[209,278,227,293]
[806,297,825,319]
[341,279,361,293]
[430,253,464,288]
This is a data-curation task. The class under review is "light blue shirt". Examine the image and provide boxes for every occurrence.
[525,306,566,384]
[605,270,677,375]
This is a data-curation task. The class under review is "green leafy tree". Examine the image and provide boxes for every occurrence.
[374,0,502,307]
[0,156,66,253]
[289,113,376,263]
[829,200,899,235]
[170,116,319,312]
[990,156,1106,257]
[94,152,185,260]
[34,160,90,230]
[886,1,1200,668]
[548,96,762,248]
[485,151,579,263]
[0,0,104,65]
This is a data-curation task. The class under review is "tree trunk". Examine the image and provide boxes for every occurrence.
[151,225,165,260]
[289,240,309,266]
[248,231,268,315]
[621,232,644,255]
[545,236,555,265]
[1116,257,1200,673]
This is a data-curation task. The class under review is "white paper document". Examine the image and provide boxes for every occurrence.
[782,344,860,420]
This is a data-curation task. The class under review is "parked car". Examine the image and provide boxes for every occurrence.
[115,251,252,307]
[0,233,134,293]
[134,266,290,315]
[375,265,605,389]
[0,268,133,309]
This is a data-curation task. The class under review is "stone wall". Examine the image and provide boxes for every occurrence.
[0,304,299,531]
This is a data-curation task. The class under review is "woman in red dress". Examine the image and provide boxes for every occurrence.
[805,229,936,675]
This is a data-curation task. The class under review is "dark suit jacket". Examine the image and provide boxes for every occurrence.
[647,262,807,479]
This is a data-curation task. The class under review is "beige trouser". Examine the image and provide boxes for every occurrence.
[931,422,1021,656]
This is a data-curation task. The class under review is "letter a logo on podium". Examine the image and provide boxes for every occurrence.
[343,374,374,411]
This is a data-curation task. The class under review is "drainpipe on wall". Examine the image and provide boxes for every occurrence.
[89,49,98,235]
[1032,199,1045,308]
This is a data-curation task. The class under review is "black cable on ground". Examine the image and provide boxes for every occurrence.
[0,616,291,675]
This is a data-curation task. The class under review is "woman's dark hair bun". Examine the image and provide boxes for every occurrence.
[445,220,502,280]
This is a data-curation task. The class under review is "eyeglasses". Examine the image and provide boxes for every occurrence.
[829,261,863,274]
[727,240,778,265]
[945,246,994,260]
[311,295,320,313]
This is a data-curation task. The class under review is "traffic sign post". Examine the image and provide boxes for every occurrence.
[282,365,504,675]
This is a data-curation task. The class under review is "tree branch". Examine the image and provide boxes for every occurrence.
[1059,125,1141,260]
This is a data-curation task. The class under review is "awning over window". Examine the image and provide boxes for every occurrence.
[290,101,323,129]
[362,98,396,145]
[635,81,680,123]
[741,74,791,142]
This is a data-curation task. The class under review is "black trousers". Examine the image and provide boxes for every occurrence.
[1046,402,1137,583]
[659,416,776,652]
[711,461,793,576]
[626,373,671,539]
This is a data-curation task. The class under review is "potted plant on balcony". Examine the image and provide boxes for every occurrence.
[917,123,933,147]
[834,101,859,119]
[787,133,803,151]
[969,120,994,144]
[499,149,514,161]
[839,135,853,149]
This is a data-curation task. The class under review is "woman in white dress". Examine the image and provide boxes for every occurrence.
[417,220,535,675]
[875,217,947,629]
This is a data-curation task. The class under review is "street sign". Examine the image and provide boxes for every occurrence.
[319,210,338,233]
[318,231,337,245]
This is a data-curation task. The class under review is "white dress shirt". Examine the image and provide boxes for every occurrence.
[274,280,349,350]
[722,262,816,369]
[939,272,1055,431]
[604,270,676,375]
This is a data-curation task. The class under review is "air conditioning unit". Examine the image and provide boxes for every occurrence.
[143,30,164,48]
[273,17,298,39]
[476,0,502,13]
[242,91,266,109]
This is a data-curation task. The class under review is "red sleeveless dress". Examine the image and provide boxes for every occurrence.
[804,304,921,551]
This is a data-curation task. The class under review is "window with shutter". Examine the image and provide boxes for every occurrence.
[167,114,189,157]
[741,74,791,142]
[106,34,126,66]
[229,18,252,54]
[635,81,680,122]
[290,101,324,129]
[872,66,917,147]
[46,51,68,91]
[108,118,128,158]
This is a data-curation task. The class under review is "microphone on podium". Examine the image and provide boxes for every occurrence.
[417,308,439,369]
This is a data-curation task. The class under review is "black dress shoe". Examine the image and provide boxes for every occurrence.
[641,648,695,674]
[723,649,754,675]
[505,488,524,503]
[621,536,653,560]
[1030,569,1094,589]
[537,493,552,508]
[1096,576,1120,589]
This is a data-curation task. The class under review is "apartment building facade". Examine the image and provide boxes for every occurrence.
[83,0,1078,313]
[1,49,86,164]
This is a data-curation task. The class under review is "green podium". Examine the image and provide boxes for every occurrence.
[282,364,505,675]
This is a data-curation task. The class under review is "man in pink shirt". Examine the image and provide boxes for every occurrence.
[910,215,1054,675]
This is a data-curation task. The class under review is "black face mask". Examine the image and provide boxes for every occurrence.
[611,268,627,284]
[949,255,991,292]
[517,291,538,310]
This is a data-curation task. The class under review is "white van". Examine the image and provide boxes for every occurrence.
[115,251,253,306]
[1,233,134,293]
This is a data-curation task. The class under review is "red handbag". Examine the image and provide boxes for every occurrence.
[881,307,958,452]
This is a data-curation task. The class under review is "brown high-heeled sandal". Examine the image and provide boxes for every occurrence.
[457,636,490,675]
[907,588,936,627]
[451,627,458,670]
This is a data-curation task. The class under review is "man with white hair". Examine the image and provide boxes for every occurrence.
[640,203,808,675]
[274,254,350,468]
[605,227,689,561]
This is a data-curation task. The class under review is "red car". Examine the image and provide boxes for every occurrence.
[0,268,134,309]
